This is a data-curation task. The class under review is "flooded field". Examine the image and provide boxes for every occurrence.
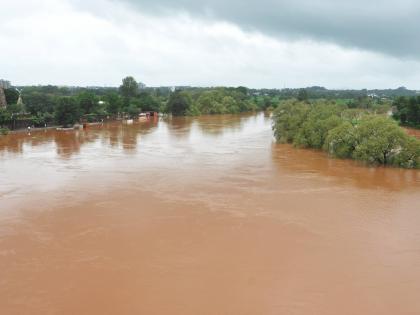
[1,113,420,315]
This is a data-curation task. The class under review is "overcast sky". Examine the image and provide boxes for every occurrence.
[1,0,419,89]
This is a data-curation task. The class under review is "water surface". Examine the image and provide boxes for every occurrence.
[1,113,420,315]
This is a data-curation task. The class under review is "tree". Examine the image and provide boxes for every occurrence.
[293,102,342,148]
[325,122,357,158]
[77,91,98,114]
[104,92,122,115]
[236,86,248,97]
[0,108,11,127]
[167,91,193,116]
[297,89,309,102]
[23,92,56,115]
[138,92,160,112]
[119,76,138,99]
[353,116,407,165]
[272,100,310,143]
[393,96,420,127]
[222,96,239,113]
[54,97,81,127]
[125,98,142,118]
[393,136,420,168]
[4,88,19,105]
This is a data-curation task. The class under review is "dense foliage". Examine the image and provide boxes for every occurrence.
[0,77,270,129]
[273,100,420,168]
[393,96,420,128]
[0,78,416,132]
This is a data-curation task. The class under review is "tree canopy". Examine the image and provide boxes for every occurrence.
[273,99,420,168]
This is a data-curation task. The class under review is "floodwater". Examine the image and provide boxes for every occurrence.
[1,113,420,315]
[406,127,420,139]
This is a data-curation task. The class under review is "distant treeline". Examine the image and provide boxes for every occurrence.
[250,86,419,99]
[1,77,419,132]
[273,100,420,169]
[0,77,274,129]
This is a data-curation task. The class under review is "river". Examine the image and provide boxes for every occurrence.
[1,113,420,315]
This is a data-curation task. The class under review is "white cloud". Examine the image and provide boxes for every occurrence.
[0,0,419,89]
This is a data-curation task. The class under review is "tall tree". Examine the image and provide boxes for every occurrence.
[119,76,138,99]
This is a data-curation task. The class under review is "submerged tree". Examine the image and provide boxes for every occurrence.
[273,99,420,169]
[167,91,193,116]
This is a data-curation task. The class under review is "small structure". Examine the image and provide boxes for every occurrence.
[139,112,158,122]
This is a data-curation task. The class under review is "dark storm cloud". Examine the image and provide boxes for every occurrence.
[120,0,420,59]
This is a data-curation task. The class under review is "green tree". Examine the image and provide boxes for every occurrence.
[167,91,193,116]
[77,91,98,114]
[119,76,138,99]
[294,103,342,148]
[222,96,239,113]
[393,96,420,127]
[125,98,142,118]
[0,108,11,127]
[54,97,81,127]
[23,92,56,115]
[393,136,420,168]
[4,88,19,105]
[104,92,122,115]
[272,100,310,143]
[353,116,407,165]
[138,92,160,112]
[297,89,308,102]
[325,122,357,158]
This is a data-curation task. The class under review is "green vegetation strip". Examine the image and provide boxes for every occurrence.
[273,100,420,169]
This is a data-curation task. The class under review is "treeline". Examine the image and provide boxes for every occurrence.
[166,87,266,116]
[393,96,420,128]
[251,86,418,99]
[0,77,269,130]
[273,100,420,169]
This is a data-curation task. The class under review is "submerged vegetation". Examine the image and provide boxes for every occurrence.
[273,100,420,168]
[1,78,420,169]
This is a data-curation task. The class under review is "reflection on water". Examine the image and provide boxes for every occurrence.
[1,113,420,315]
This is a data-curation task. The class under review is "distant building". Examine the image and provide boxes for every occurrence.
[0,79,11,89]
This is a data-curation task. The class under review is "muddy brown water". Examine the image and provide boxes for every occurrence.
[1,113,420,315]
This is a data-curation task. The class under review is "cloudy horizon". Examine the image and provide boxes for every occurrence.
[1,0,420,89]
